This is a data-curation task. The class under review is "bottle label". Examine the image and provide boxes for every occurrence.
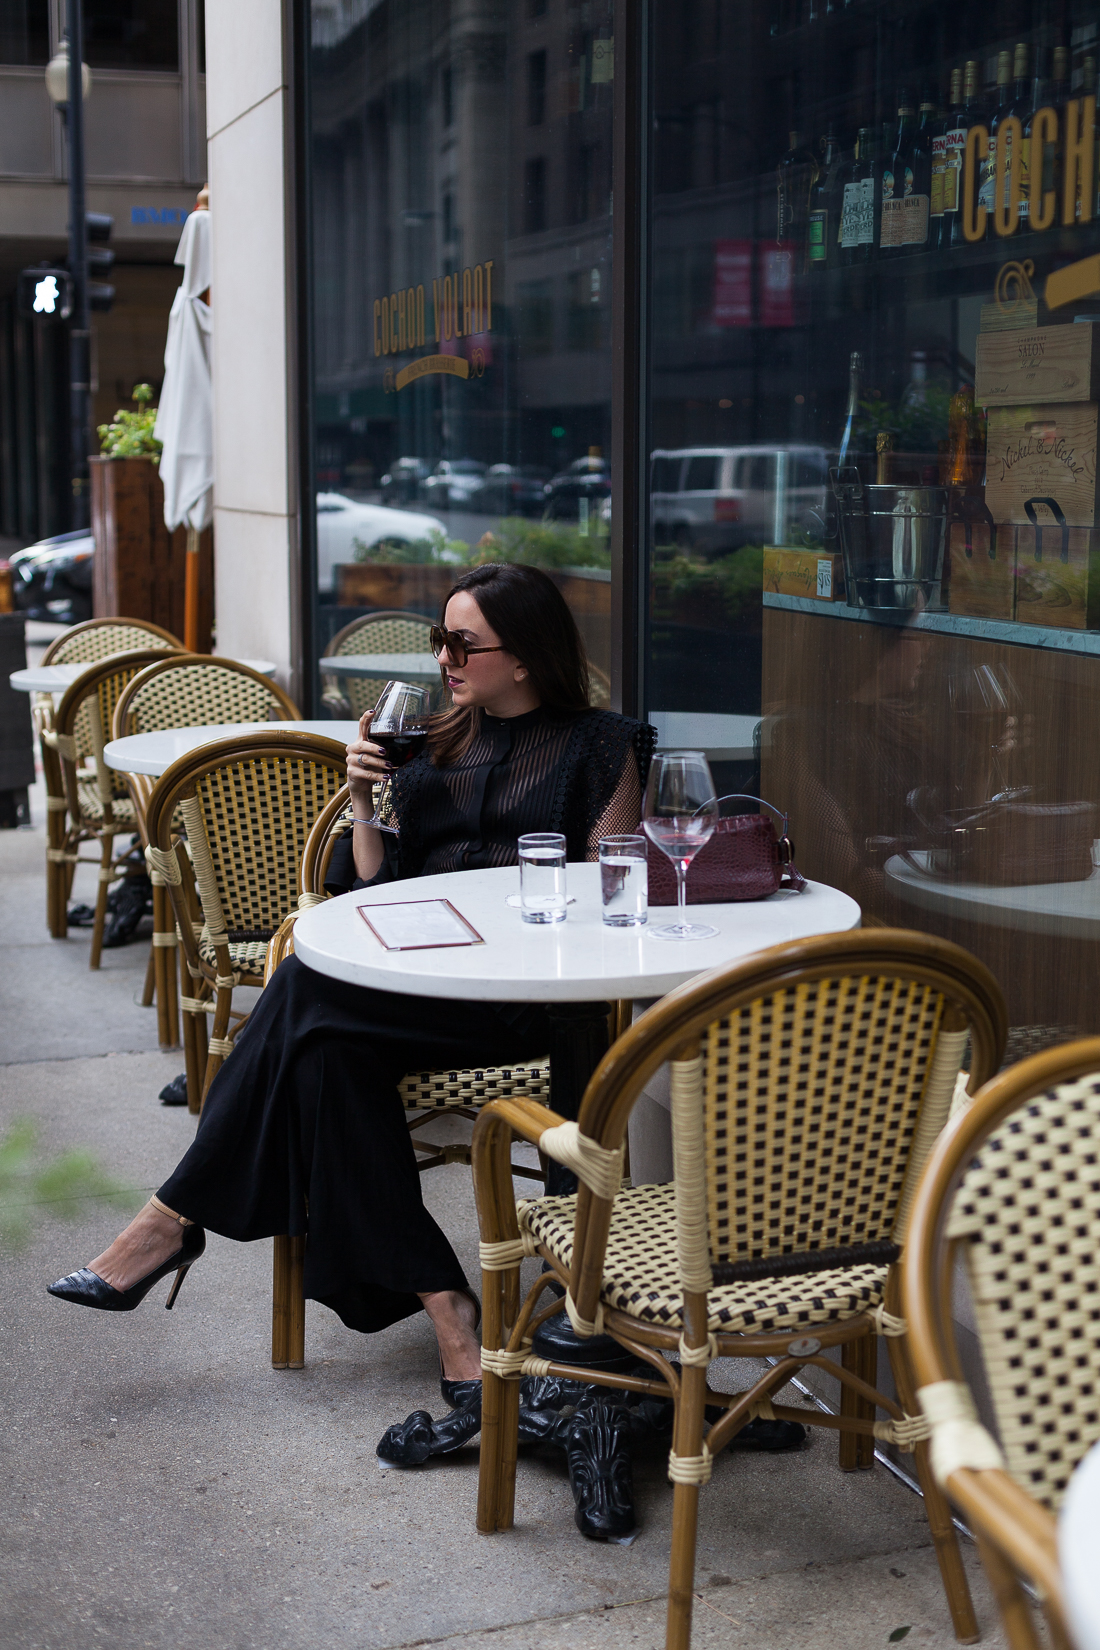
[808,209,828,260]
[943,123,967,212]
[857,175,875,244]
[931,134,947,216]
[978,143,997,212]
[880,193,930,246]
[882,166,895,200]
[840,180,861,246]
[1017,135,1031,217]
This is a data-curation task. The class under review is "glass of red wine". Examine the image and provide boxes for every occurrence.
[642,750,719,940]
[363,679,431,833]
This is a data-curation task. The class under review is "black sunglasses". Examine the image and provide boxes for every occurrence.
[429,625,505,668]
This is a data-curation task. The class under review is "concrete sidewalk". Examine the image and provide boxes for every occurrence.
[0,769,1008,1650]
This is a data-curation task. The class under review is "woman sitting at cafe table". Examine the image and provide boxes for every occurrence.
[46,562,656,1397]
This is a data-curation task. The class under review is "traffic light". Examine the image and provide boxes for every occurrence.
[17,266,74,322]
[83,212,115,312]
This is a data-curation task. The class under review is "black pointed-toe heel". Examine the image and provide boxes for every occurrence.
[439,1286,482,1408]
[47,1224,206,1313]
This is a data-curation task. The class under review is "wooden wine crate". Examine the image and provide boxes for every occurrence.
[1010,517,1100,629]
[762,547,844,601]
[984,403,1098,527]
[947,517,1015,620]
[975,324,1100,406]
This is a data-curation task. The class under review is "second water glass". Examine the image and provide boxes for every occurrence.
[518,832,567,923]
[599,835,648,926]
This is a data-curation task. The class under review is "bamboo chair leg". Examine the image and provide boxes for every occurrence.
[272,1236,306,1369]
[477,1266,513,1533]
[888,1334,979,1643]
[190,1005,209,1115]
[142,938,157,1008]
[162,932,180,1050]
[666,1359,708,1650]
[199,984,233,1111]
[88,833,114,970]
[974,1531,1045,1650]
[839,1330,878,1469]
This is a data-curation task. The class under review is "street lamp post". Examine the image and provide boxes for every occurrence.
[45,3,92,531]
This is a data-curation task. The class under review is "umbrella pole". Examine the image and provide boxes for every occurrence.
[184,526,201,651]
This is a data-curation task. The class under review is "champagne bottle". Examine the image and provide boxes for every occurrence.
[948,60,985,246]
[836,350,862,472]
[945,386,984,489]
[808,128,841,268]
[978,50,1013,224]
[931,74,959,243]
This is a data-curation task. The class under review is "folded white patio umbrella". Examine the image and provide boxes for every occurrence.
[154,207,213,533]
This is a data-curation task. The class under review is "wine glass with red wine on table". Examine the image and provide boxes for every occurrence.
[363,679,431,833]
[642,750,719,940]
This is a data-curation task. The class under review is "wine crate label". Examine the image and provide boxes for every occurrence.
[947,519,1016,620]
[984,403,1098,526]
[976,324,1100,404]
[879,194,929,247]
[763,548,844,601]
[1011,521,1100,629]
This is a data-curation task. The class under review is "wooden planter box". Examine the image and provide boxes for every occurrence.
[90,456,213,651]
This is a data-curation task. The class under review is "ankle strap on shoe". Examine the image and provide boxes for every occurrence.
[149,1194,192,1227]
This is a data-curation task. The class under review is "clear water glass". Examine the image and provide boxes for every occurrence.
[599,835,648,927]
[518,832,567,924]
[643,750,719,941]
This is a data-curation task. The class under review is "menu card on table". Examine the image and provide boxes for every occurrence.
[357,898,484,951]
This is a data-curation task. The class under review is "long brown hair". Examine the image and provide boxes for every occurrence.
[428,562,591,766]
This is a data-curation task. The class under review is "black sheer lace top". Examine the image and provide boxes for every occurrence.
[326,706,656,894]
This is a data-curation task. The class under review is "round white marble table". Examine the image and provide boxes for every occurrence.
[104,720,358,776]
[1060,1438,1100,1650]
[319,653,441,685]
[293,863,861,1004]
[10,657,277,694]
[885,851,1100,939]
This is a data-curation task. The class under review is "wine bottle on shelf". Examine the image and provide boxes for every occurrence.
[1026,45,1063,234]
[777,130,820,268]
[945,385,984,489]
[836,350,862,473]
[948,60,985,246]
[997,42,1032,235]
[880,93,931,255]
[931,77,956,245]
[808,128,841,269]
[978,50,1012,226]
[840,129,876,264]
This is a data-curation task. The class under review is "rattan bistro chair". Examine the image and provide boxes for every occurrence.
[472,929,1008,1650]
[45,648,180,963]
[111,654,302,1050]
[905,1038,1100,1650]
[321,609,439,719]
[261,785,553,1369]
[40,617,183,665]
[145,730,347,1114]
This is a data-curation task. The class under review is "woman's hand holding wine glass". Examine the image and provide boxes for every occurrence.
[346,679,431,835]
[643,751,719,941]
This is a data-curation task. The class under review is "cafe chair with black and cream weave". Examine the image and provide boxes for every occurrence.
[261,784,553,1372]
[905,1035,1100,1650]
[472,929,1007,1650]
[111,653,301,1056]
[144,729,348,1118]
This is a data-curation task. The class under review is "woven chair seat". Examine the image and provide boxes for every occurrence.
[399,1058,551,1111]
[198,934,271,978]
[75,776,137,829]
[519,1182,889,1335]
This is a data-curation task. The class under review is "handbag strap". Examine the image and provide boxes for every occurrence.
[713,794,790,836]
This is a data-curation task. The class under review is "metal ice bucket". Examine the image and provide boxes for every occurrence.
[831,469,948,610]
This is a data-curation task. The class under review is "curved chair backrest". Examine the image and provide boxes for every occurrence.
[587,660,612,709]
[299,783,353,903]
[53,648,180,815]
[145,730,348,978]
[904,1036,1100,1636]
[322,608,438,717]
[42,617,183,665]
[537,930,1006,1340]
[114,654,300,740]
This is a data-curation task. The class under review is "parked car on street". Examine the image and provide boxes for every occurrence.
[315,493,445,593]
[650,445,829,554]
[543,454,611,525]
[478,464,550,517]
[418,459,488,511]
[9,530,95,624]
[379,457,431,506]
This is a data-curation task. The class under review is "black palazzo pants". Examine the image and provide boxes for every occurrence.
[158,954,550,1334]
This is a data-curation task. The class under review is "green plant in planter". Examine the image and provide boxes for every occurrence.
[650,544,765,628]
[97,382,163,463]
[472,517,611,570]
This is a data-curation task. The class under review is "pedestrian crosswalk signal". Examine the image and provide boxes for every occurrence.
[18,267,74,321]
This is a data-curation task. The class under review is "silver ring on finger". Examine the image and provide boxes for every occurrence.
[359,753,367,768]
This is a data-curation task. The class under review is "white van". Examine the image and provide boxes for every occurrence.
[650,445,829,554]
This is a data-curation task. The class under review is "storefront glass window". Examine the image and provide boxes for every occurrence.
[645,0,1100,1050]
[308,0,614,710]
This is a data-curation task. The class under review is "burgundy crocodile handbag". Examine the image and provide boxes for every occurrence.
[646,796,807,905]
